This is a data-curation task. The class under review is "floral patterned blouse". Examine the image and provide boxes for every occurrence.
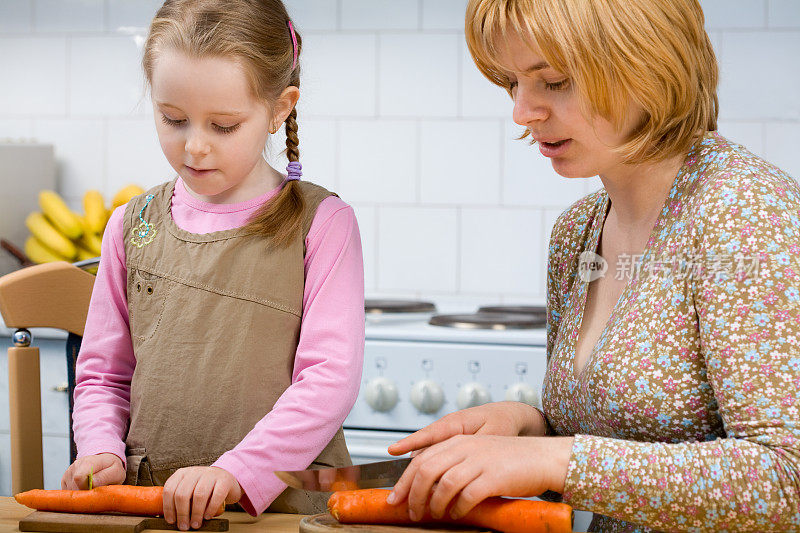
[542,131,800,532]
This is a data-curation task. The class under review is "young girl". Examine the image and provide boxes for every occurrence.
[60,1,365,531]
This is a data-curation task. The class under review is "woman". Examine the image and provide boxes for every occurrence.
[386,0,800,531]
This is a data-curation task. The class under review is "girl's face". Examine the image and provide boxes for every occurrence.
[150,50,276,202]
[498,34,643,179]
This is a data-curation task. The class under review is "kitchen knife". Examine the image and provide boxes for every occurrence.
[274,457,412,491]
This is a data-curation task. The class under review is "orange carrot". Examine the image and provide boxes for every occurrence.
[329,480,360,491]
[14,486,225,517]
[328,488,573,533]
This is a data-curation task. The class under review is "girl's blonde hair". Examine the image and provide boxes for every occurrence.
[143,0,304,247]
[465,0,719,164]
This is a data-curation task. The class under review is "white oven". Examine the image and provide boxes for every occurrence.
[344,300,549,460]
[342,300,593,531]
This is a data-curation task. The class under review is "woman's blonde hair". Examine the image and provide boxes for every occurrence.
[142,0,304,247]
[466,0,719,164]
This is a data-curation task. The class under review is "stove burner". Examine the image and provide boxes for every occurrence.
[365,299,437,314]
[428,312,546,330]
[477,305,547,316]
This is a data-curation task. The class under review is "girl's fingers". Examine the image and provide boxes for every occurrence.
[204,480,228,520]
[70,465,90,490]
[173,473,201,530]
[428,462,481,519]
[162,470,184,525]
[92,464,120,487]
[189,476,216,529]
[61,465,73,490]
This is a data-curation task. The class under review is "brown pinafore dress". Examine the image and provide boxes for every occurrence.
[121,179,351,514]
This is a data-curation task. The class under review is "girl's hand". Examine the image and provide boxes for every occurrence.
[387,435,573,521]
[388,402,547,458]
[163,466,242,531]
[61,453,125,490]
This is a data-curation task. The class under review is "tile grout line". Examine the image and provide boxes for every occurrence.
[374,33,380,117]
[373,206,380,291]
[65,36,71,120]
[415,120,422,203]
[455,206,462,293]
[499,118,505,206]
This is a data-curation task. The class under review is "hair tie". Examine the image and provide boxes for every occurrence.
[286,161,302,182]
[287,20,298,70]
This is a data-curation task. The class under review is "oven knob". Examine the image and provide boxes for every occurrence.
[364,377,399,412]
[505,383,540,407]
[410,380,445,414]
[456,383,491,409]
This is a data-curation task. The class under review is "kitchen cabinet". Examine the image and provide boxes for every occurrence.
[0,336,71,495]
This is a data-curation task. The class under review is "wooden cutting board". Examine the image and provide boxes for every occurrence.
[18,511,229,532]
[300,513,491,533]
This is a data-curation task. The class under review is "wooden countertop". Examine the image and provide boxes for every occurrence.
[0,497,306,532]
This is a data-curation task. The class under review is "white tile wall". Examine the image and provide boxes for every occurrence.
[0,119,33,141]
[718,31,800,121]
[377,207,458,292]
[341,0,419,31]
[69,36,146,116]
[286,118,337,191]
[420,120,502,205]
[768,0,800,27]
[31,118,105,198]
[299,33,377,117]
[421,0,469,31]
[34,0,104,33]
[460,208,543,295]
[378,34,460,117]
[503,120,589,208]
[0,1,32,33]
[764,122,800,178]
[0,37,67,115]
[1,0,798,302]
[107,0,164,32]
[351,204,377,291]
[717,120,765,154]
[106,118,173,196]
[286,0,338,31]
[338,119,417,203]
[461,42,512,118]
[701,0,767,29]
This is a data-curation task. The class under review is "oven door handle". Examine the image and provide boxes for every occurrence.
[346,444,401,461]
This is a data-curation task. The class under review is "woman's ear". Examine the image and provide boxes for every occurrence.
[272,86,300,126]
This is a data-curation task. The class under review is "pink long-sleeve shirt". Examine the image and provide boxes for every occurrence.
[72,177,365,515]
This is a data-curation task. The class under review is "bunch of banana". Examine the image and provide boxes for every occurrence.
[24,185,145,268]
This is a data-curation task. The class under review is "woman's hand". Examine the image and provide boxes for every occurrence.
[61,453,125,489]
[387,435,574,521]
[388,401,547,457]
[163,466,242,531]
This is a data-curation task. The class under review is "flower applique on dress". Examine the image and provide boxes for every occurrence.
[129,194,157,248]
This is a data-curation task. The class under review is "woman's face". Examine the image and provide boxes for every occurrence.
[150,49,274,202]
[498,33,643,179]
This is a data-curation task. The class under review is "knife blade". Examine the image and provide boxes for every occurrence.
[274,457,412,491]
